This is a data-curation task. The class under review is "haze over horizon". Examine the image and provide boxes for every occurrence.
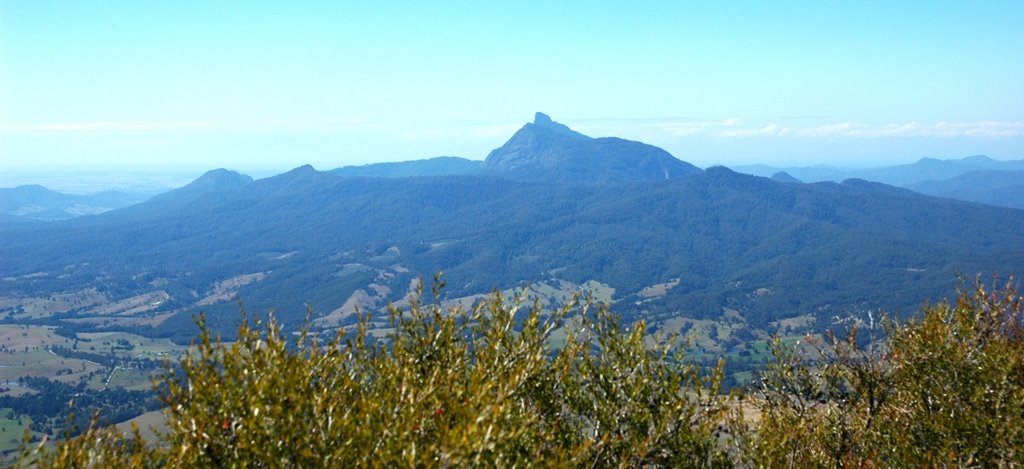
[2,1,1023,181]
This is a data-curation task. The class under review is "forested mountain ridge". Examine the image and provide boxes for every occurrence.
[908,169,1024,209]
[1,115,1022,343]
[732,154,1024,186]
[331,112,702,183]
[733,155,1024,209]
[479,112,701,183]
[332,156,481,178]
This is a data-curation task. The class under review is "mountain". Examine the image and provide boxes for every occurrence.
[332,157,481,178]
[863,156,1024,186]
[126,168,254,212]
[183,167,255,190]
[732,155,1024,186]
[480,112,701,183]
[162,167,254,196]
[732,156,1024,209]
[729,164,851,183]
[770,171,802,184]
[334,113,700,184]
[0,185,152,221]
[2,173,1022,340]
[908,170,1024,209]
[1,115,1022,344]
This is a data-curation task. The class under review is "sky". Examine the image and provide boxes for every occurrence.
[2,1,1023,188]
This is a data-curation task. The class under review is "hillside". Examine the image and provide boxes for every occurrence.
[732,156,1024,209]
[0,185,152,221]
[732,155,1024,186]
[332,157,481,178]
[480,112,701,183]
[2,117,1023,344]
[908,169,1024,209]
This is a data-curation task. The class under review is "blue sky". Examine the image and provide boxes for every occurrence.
[2,1,1022,180]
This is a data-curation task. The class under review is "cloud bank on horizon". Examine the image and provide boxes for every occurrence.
[1,1,1022,173]
[5,118,1020,140]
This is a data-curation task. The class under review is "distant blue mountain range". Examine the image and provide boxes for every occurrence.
[3,113,1022,346]
[732,156,1024,209]
[0,185,153,221]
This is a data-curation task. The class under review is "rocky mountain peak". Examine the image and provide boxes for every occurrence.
[480,113,700,183]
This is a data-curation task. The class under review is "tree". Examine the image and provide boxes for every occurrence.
[20,281,736,467]
[748,278,1024,467]
[22,278,1023,467]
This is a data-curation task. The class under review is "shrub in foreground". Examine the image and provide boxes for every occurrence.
[21,285,735,467]
[749,279,1024,467]
[20,279,1024,467]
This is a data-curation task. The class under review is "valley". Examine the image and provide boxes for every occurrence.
[0,114,1022,452]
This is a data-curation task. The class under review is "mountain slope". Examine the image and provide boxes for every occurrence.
[118,168,254,214]
[0,185,151,221]
[2,116,1022,340]
[480,112,701,183]
[732,155,1024,186]
[332,157,481,178]
[907,170,1024,209]
[3,164,1023,341]
[770,171,802,183]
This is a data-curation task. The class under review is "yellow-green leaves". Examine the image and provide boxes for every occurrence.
[32,278,1021,467]
[750,279,1024,467]
[22,285,735,467]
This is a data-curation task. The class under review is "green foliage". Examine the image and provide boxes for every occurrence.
[20,283,736,467]
[17,414,157,467]
[22,279,1024,467]
[882,280,1024,465]
[748,278,1024,467]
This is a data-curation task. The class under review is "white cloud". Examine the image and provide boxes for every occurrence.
[718,123,788,137]
[653,118,743,136]
[400,124,522,141]
[3,118,1021,143]
[634,119,1024,139]
[792,121,1024,138]
[0,119,365,133]
[936,121,1024,137]
[569,117,1024,141]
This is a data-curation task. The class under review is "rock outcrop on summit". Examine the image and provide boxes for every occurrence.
[480,112,700,183]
